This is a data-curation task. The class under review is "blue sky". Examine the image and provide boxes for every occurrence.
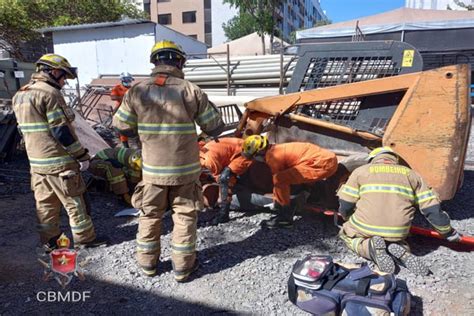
[320,0,406,23]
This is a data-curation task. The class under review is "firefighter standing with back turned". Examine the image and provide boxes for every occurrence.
[337,146,461,275]
[12,54,107,250]
[113,40,224,281]
[242,135,339,228]
[199,137,253,225]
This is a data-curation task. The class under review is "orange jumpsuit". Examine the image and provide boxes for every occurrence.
[265,142,338,206]
[110,83,130,144]
[199,137,252,179]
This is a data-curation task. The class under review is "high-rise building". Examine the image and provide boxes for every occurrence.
[277,0,328,42]
[405,0,474,10]
[148,0,237,47]
[144,0,327,47]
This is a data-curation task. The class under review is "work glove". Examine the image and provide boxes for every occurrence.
[445,229,462,242]
[79,160,90,172]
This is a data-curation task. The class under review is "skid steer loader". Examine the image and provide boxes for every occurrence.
[235,41,471,202]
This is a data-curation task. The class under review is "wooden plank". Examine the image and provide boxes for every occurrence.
[71,109,110,156]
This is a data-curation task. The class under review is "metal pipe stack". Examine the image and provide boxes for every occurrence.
[183,54,298,98]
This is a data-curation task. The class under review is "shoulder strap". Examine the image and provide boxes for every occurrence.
[323,265,350,290]
[355,277,372,296]
[154,74,168,86]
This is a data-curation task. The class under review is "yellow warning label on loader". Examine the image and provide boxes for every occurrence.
[402,50,414,67]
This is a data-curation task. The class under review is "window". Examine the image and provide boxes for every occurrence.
[188,34,197,39]
[158,13,172,25]
[205,21,212,33]
[157,0,170,2]
[182,11,196,23]
[204,0,211,9]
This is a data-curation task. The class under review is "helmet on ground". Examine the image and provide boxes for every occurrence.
[120,72,134,83]
[150,40,186,69]
[129,150,142,171]
[368,146,397,161]
[36,53,77,79]
[242,135,269,158]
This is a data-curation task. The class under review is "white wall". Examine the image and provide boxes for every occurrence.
[155,24,207,58]
[53,23,156,87]
[211,0,239,46]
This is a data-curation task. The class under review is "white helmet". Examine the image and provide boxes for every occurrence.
[120,72,134,82]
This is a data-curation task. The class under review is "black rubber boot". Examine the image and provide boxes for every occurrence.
[210,203,230,226]
[261,202,294,229]
[368,236,395,274]
[74,235,109,249]
[388,243,430,276]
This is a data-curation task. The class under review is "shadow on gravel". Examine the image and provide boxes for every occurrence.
[441,170,474,221]
[0,275,238,315]
[194,211,340,278]
[410,295,424,316]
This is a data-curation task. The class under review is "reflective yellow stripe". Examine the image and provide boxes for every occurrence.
[142,161,201,177]
[29,155,75,167]
[432,224,452,234]
[18,122,49,133]
[416,190,437,203]
[171,241,195,254]
[136,240,160,252]
[350,215,410,238]
[46,109,65,124]
[341,185,359,198]
[70,219,93,232]
[137,122,196,135]
[109,174,126,185]
[115,108,137,126]
[117,147,128,165]
[66,141,83,154]
[359,184,415,199]
[197,108,219,125]
[96,150,109,160]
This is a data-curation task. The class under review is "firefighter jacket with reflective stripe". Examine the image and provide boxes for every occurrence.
[112,65,224,186]
[265,142,338,185]
[93,147,142,182]
[337,154,452,239]
[199,137,252,178]
[12,73,86,174]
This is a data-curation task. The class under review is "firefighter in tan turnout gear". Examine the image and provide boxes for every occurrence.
[12,54,107,250]
[337,147,461,275]
[88,147,142,205]
[113,40,224,281]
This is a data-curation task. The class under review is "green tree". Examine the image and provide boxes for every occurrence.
[223,11,259,41]
[447,0,474,10]
[0,0,146,60]
[224,0,284,54]
[314,19,332,27]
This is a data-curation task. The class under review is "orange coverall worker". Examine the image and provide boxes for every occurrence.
[200,137,253,224]
[264,142,338,207]
[110,84,130,145]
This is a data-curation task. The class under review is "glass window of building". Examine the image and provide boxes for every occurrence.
[204,0,211,9]
[182,11,197,23]
[158,13,172,25]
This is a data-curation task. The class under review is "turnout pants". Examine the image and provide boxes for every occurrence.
[134,181,203,274]
[89,160,128,195]
[31,171,96,244]
[339,222,410,259]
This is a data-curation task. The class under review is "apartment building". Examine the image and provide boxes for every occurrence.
[145,0,327,47]
[277,0,328,41]
[406,0,474,10]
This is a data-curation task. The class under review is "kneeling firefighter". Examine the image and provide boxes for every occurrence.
[88,147,142,204]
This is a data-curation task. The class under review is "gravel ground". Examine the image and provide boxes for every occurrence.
[1,136,473,314]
